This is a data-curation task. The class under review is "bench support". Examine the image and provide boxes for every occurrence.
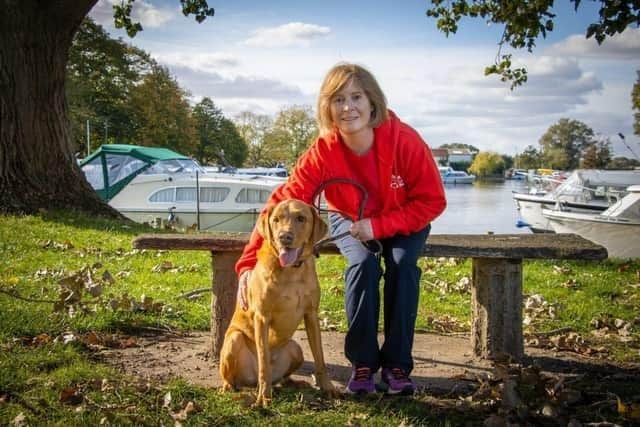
[471,257,523,360]
[210,251,240,361]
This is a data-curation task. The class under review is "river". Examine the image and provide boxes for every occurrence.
[431,179,531,235]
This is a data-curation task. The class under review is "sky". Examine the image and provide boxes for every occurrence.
[90,0,640,159]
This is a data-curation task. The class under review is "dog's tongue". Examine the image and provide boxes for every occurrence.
[279,247,301,267]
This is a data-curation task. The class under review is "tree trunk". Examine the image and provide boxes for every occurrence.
[0,1,120,216]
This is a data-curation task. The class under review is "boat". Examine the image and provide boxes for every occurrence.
[204,165,288,178]
[541,185,640,259]
[439,166,476,184]
[80,144,282,232]
[512,169,640,233]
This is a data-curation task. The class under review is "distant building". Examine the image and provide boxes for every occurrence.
[447,149,475,164]
[431,148,449,165]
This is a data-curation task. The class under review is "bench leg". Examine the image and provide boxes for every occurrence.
[471,257,524,361]
[209,251,240,362]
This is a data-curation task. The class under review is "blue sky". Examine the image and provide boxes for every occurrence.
[90,0,640,159]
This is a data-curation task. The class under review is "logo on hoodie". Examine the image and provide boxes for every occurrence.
[390,174,405,189]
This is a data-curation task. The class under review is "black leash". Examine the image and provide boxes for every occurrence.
[310,178,382,257]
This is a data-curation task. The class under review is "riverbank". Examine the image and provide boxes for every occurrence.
[1,211,639,425]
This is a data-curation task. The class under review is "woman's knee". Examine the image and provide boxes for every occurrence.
[386,248,420,271]
[346,254,381,277]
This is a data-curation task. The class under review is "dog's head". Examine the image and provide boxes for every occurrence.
[257,199,328,268]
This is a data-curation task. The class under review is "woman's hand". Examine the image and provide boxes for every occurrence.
[237,270,252,311]
[349,218,374,241]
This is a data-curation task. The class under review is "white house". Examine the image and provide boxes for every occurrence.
[448,149,475,163]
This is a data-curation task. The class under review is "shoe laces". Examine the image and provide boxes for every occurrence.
[389,368,408,381]
[353,367,371,381]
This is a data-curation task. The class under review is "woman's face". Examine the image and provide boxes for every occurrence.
[329,79,374,137]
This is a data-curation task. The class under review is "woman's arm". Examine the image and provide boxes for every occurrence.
[370,130,446,239]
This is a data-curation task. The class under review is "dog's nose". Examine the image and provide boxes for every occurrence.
[278,231,294,246]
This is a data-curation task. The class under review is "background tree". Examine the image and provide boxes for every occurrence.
[580,139,612,169]
[216,119,248,167]
[234,111,273,167]
[192,97,225,164]
[265,105,318,168]
[0,0,214,215]
[129,64,197,156]
[608,156,640,170]
[438,143,480,153]
[633,70,640,136]
[514,145,542,170]
[468,151,505,178]
[501,154,514,170]
[539,118,595,170]
[426,1,640,88]
[67,18,153,155]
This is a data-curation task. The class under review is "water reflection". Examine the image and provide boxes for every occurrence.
[431,180,530,234]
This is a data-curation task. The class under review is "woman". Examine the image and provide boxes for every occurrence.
[235,62,446,395]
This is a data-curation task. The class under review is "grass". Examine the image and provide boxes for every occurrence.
[1,210,639,425]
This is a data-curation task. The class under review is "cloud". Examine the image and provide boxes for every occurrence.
[395,54,607,153]
[244,22,331,47]
[546,28,640,60]
[90,0,175,29]
[169,66,306,101]
[155,52,240,71]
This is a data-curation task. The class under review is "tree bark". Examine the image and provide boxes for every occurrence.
[0,0,121,216]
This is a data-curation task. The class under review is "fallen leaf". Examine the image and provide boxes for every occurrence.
[163,391,172,408]
[12,412,27,427]
[171,401,195,421]
[59,386,83,405]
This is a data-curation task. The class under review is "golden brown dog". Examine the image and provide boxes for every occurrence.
[219,199,336,406]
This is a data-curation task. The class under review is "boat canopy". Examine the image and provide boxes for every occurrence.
[79,144,194,201]
[552,169,640,203]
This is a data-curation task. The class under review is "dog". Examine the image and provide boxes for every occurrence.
[219,199,337,406]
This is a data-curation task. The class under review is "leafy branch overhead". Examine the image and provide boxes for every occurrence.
[426,0,640,89]
[113,0,215,37]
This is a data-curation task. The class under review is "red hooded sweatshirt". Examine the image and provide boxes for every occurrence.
[235,111,446,276]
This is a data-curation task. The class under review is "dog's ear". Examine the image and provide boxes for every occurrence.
[310,206,328,243]
[256,206,273,242]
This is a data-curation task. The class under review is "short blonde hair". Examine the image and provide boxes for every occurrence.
[316,63,388,137]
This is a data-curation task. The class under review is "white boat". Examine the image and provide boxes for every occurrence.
[439,166,476,184]
[204,165,288,178]
[80,144,282,232]
[542,185,640,259]
[513,169,640,233]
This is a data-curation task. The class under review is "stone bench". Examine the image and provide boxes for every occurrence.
[132,233,607,362]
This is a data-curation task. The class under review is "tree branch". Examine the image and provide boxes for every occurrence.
[0,288,57,304]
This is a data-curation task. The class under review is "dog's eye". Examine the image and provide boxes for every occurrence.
[296,215,305,223]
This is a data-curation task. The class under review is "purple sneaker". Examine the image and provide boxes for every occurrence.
[345,366,375,394]
[381,368,415,395]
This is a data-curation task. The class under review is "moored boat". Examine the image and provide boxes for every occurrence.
[541,185,640,259]
[513,169,640,233]
[80,144,281,232]
[439,166,476,184]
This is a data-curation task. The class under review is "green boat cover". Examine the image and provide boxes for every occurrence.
[80,144,190,201]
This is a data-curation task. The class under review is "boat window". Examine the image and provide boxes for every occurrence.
[200,187,229,203]
[149,188,175,203]
[81,156,105,190]
[176,187,197,202]
[142,159,205,175]
[236,188,272,203]
[105,154,147,187]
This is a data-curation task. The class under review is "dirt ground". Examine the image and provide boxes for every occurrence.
[99,330,625,394]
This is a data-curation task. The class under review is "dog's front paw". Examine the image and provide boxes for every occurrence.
[220,381,235,393]
[254,383,272,407]
[313,373,339,397]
